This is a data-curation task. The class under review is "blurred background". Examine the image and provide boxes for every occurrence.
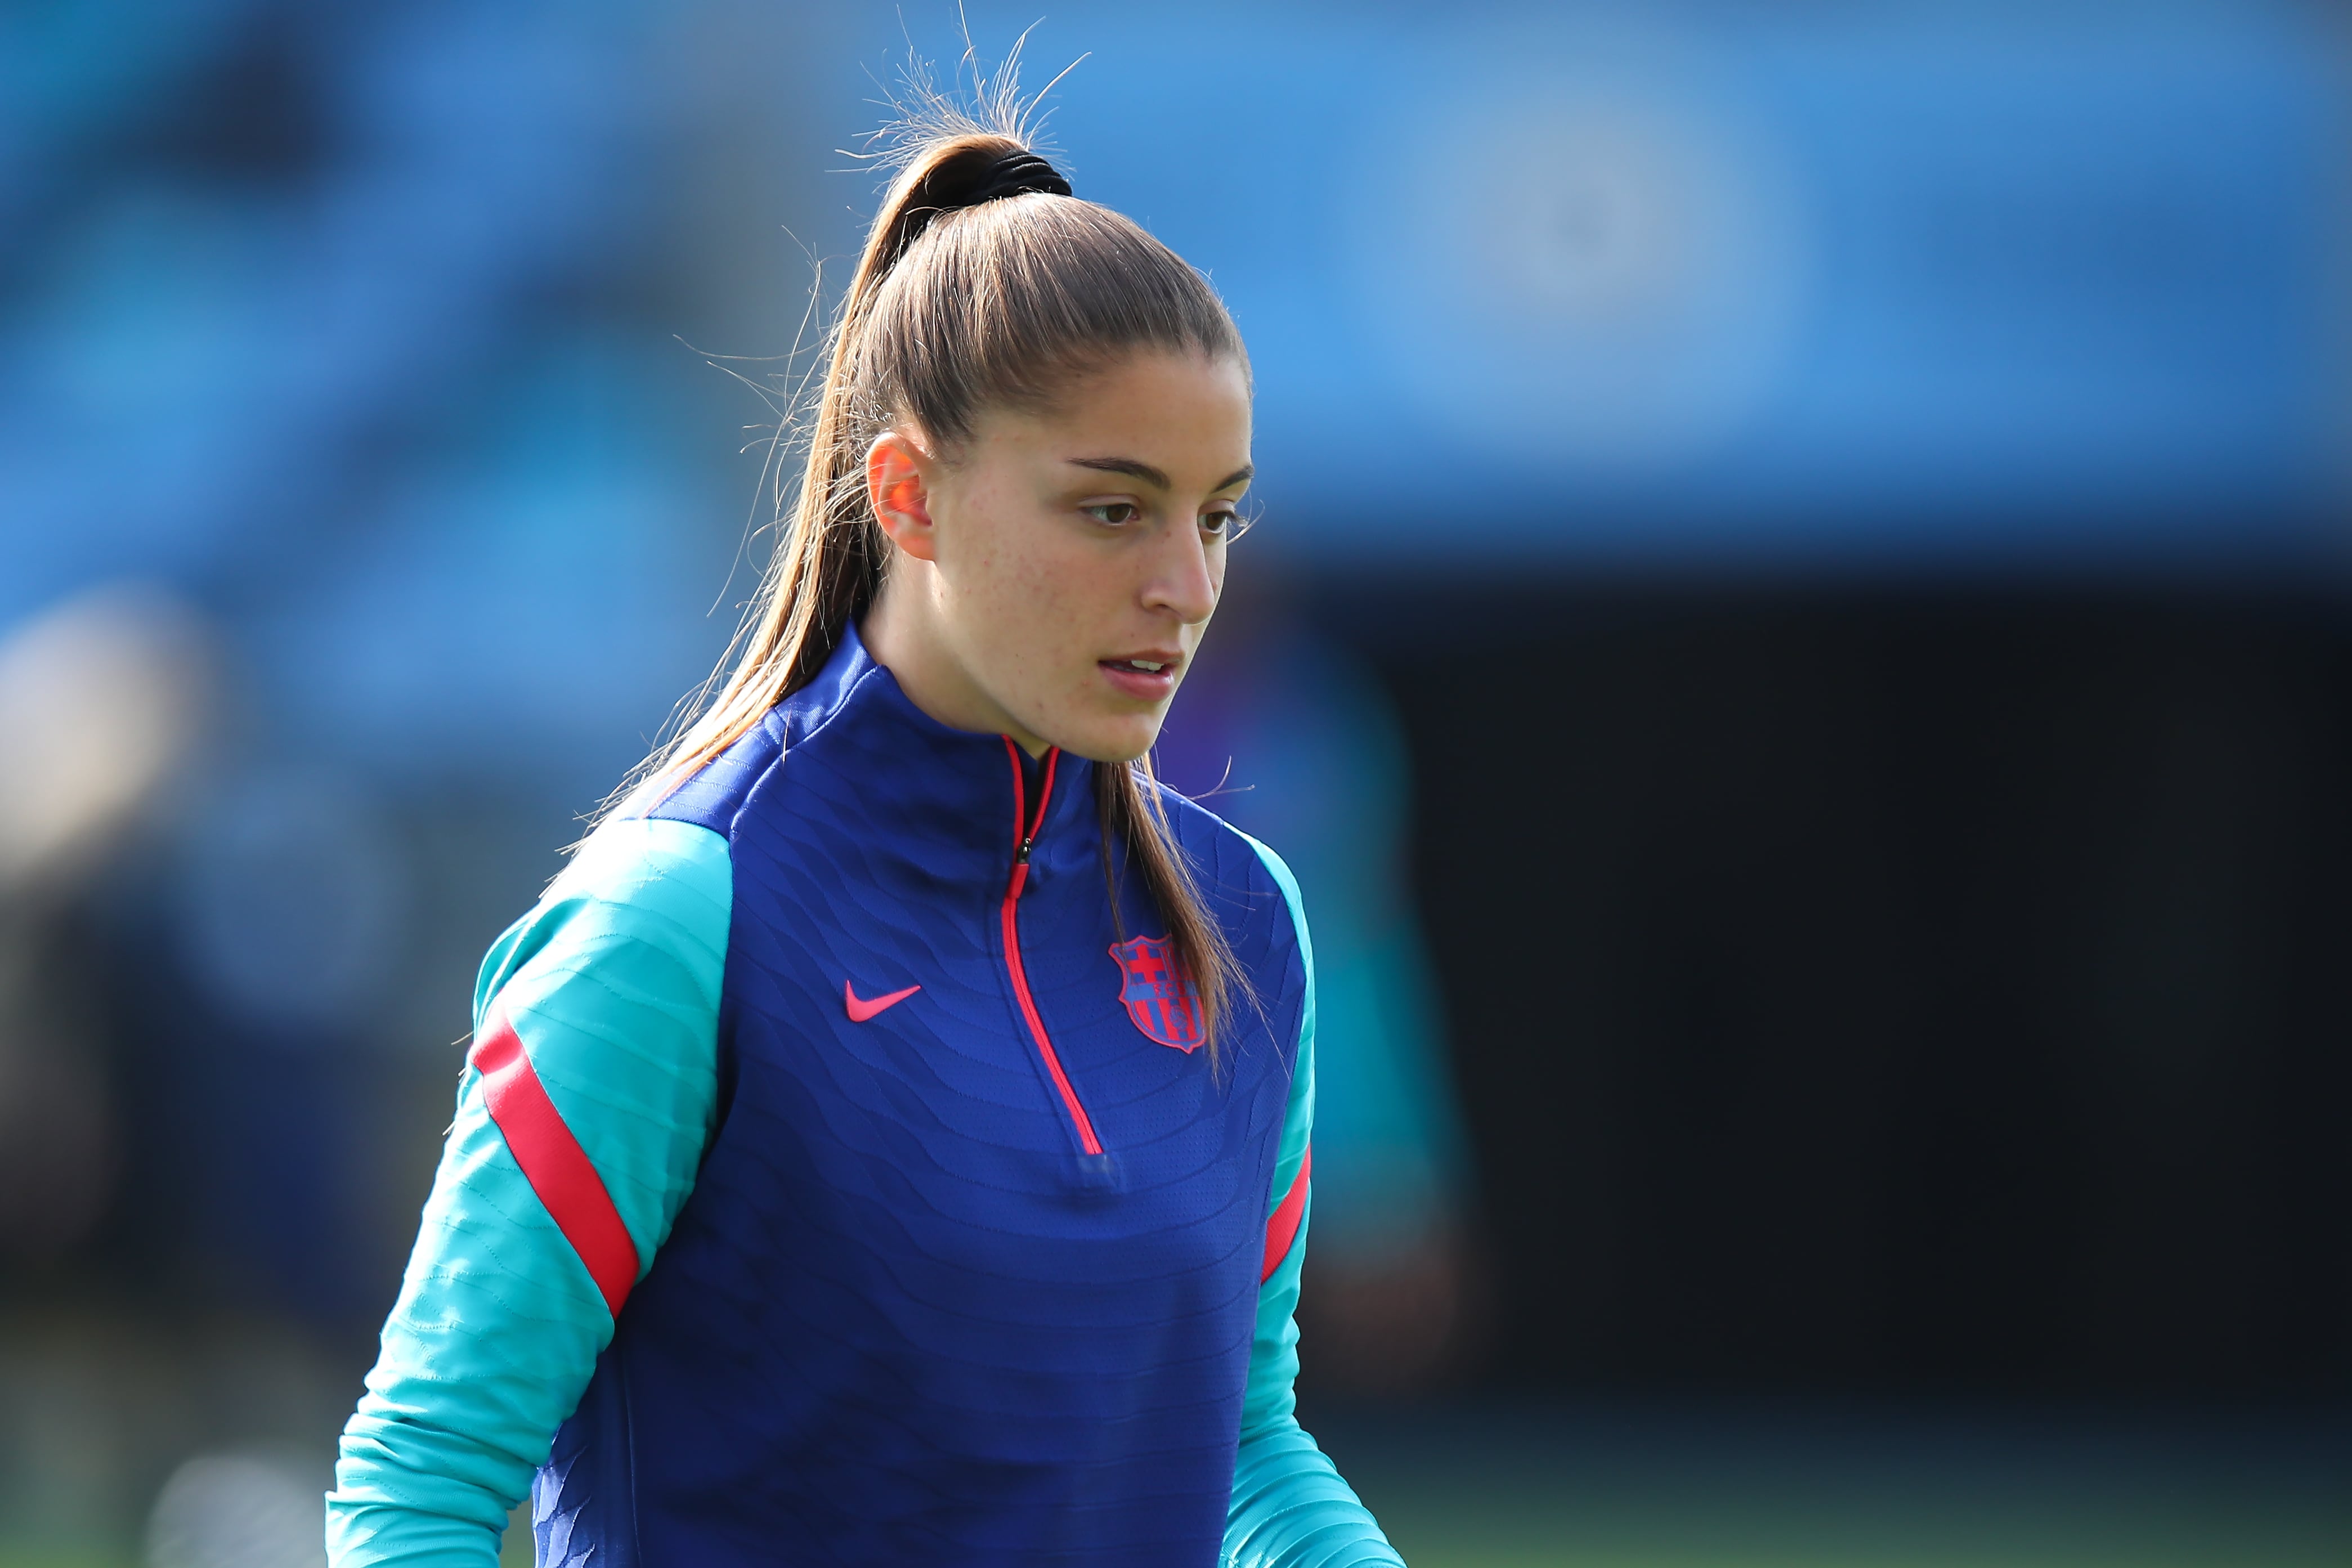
[2,1,2349,1563]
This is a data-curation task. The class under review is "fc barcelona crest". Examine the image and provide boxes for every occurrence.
[1109,934,1204,1052]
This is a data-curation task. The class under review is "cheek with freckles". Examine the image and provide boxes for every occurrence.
[948,507,1095,731]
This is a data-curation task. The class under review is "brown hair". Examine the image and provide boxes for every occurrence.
[622,93,1251,1049]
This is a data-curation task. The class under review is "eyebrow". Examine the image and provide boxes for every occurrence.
[1069,456,1254,493]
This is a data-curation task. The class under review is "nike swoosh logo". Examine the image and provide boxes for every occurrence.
[844,980,921,1023]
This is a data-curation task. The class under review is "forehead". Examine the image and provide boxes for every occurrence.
[997,350,1252,473]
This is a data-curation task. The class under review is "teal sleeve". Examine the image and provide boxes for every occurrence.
[1226,835,1408,1568]
[326,817,732,1566]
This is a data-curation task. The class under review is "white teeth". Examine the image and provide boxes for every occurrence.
[1128,659,1165,672]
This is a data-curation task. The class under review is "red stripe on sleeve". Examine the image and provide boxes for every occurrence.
[1260,1144,1312,1283]
[469,1011,641,1318]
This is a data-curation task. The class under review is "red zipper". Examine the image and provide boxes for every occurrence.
[1000,738,1104,1157]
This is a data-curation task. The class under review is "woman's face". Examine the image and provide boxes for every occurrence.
[862,348,1253,763]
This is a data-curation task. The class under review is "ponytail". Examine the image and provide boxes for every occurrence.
[617,82,1253,1051]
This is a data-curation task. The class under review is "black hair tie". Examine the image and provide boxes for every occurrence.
[961,150,1073,207]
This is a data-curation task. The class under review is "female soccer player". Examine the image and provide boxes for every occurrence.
[325,103,1406,1568]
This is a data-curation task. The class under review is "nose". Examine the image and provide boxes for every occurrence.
[1139,516,1219,625]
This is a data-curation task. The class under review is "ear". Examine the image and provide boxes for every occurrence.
[866,429,940,563]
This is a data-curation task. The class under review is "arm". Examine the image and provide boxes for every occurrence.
[326,818,732,1566]
[1226,837,1408,1568]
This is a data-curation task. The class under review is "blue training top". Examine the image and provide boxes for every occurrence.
[329,625,1403,1567]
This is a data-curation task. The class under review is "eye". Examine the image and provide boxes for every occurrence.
[1082,501,1141,527]
[1202,504,1256,542]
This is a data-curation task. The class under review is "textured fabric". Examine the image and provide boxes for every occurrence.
[328,818,729,1565]
[539,628,1306,1566]
[464,1013,643,1316]
[330,625,1401,1566]
[1226,835,1404,1568]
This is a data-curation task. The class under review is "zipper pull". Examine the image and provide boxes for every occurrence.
[1009,836,1033,900]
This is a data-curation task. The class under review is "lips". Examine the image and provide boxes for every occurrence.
[1097,652,1182,701]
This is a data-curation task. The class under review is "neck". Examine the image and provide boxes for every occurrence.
[859,572,1050,756]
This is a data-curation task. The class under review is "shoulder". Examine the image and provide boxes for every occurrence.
[561,815,732,917]
[1152,780,1311,974]
[635,709,789,840]
[630,651,895,838]
[473,814,734,1029]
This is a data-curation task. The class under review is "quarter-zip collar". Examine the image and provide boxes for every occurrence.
[767,621,1099,891]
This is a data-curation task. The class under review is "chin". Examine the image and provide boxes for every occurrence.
[1055,711,1165,767]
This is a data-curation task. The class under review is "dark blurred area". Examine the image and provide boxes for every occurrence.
[1359,583,2352,1397]
[2,2,2348,1564]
